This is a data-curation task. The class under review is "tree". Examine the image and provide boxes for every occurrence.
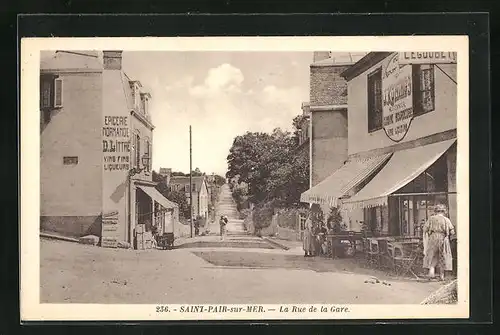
[152,171,190,219]
[166,190,190,219]
[214,174,226,187]
[226,125,309,208]
[192,167,203,176]
[226,128,296,205]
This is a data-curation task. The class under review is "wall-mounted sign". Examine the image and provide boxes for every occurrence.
[101,210,120,248]
[399,52,457,65]
[102,116,131,172]
[382,53,414,142]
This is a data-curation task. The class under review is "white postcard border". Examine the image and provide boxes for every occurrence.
[21,36,470,321]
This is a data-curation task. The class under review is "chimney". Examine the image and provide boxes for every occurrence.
[313,51,331,62]
[103,51,123,70]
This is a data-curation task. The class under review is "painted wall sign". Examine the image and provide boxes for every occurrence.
[101,210,120,248]
[399,52,457,65]
[102,115,131,171]
[382,53,414,142]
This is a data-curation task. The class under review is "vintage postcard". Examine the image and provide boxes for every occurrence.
[20,36,469,321]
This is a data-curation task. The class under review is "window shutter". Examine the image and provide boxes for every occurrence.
[54,78,63,108]
[41,78,52,108]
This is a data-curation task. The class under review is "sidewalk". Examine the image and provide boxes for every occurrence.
[262,236,303,251]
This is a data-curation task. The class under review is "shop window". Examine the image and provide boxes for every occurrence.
[367,68,383,133]
[413,64,436,116]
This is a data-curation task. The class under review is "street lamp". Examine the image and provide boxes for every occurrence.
[129,153,151,177]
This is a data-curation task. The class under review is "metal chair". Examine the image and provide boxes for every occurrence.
[365,238,381,268]
[391,242,421,279]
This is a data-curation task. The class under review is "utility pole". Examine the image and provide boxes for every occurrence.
[189,125,193,238]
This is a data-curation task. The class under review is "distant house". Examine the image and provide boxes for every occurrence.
[169,176,209,220]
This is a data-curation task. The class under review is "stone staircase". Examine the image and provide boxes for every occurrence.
[216,184,246,236]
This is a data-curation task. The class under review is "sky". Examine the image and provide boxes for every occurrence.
[121,51,312,176]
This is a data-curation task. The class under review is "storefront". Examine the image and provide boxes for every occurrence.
[342,139,457,237]
[132,181,179,249]
[300,51,458,236]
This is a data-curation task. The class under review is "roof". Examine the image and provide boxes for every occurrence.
[169,176,207,193]
[340,52,393,81]
[311,52,368,67]
[40,51,103,72]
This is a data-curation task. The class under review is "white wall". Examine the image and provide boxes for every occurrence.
[347,56,457,156]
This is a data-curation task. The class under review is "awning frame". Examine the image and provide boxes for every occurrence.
[342,139,457,210]
[300,153,392,207]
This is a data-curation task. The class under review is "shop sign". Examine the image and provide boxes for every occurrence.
[101,210,119,248]
[399,51,457,64]
[102,115,131,172]
[382,53,414,142]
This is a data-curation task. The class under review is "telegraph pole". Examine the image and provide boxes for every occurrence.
[189,125,193,238]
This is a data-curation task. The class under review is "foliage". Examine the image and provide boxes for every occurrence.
[191,167,203,176]
[231,182,249,211]
[292,114,308,146]
[327,206,347,233]
[310,204,325,230]
[226,126,309,208]
[252,200,279,230]
[276,208,300,230]
[194,215,207,227]
[239,208,252,220]
[214,174,226,187]
[152,171,190,219]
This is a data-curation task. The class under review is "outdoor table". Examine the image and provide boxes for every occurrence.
[327,233,363,259]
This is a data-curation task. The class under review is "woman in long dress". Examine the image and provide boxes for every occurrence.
[303,214,315,257]
[423,204,455,281]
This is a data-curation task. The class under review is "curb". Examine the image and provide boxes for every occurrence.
[261,237,290,250]
[40,232,80,243]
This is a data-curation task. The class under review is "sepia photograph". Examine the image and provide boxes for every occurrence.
[21,36,469,321]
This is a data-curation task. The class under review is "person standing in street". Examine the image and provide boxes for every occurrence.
[423,204,456,281]
[219,215,227,240]
[303,213,315,257]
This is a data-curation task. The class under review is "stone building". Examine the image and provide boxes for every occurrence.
[301,52,367,216]
[40,50,178,248]
[302,51,457,234]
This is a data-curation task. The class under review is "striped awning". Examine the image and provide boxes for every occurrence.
[137,185,178,210]
[300,153,392,207]
[342,139,457,210]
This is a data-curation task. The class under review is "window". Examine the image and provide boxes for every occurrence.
[141,98,146,115]
[63,156,78,165]
[367,68,383,132]
[413,64,436,116]
[40,75,63,109]
[133,133,141,169]
[144,139,151,172]
[299,215,306,231]
[185,184,190,192]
